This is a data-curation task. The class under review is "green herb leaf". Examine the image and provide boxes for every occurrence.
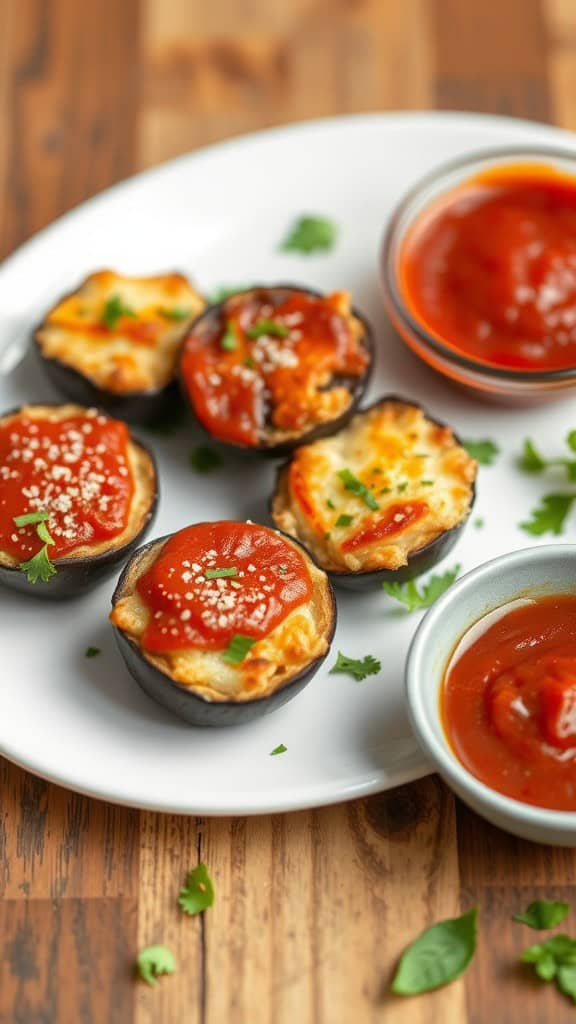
[205,567,238,580]
[281,215,337,255]
[337,468,379,511]
[209,284,253,303]
[136,945,176,986]
[13,510,50,528]
[474,517,484,529]
[221,322,238,351]
[223,634,257,664]
[567,430,576,454]
[335,513,354,527]
[383,565,461,613]
[462,438,500,465]
[421,480,434,486]
[102,294,136,329]
[189,446,223,473]
[522,934,576,997]
[246,319,289,339]
[329,651,381,682]
[392,908,478,996]
[326,498,336,510]
[85,647,101,658]
[557,964,576,1003]
[36,520,54,545]
[178,863,215,916]
[157,306,192,321]
[513,900,570,930]
[397,481,409,493]
[519,439,547,473]
[520,493,576,536]
[19,545,57,585]
[270,743,287,756]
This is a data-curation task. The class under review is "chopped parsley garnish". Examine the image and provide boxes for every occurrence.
[397,481,409,493]
[281,215,337,254]
[14,510,57,584]
[519,432,576,481]
[136,945,176,986]
[277,564,288,574]
[513,900,570,930]
[383,565,461,612]
[329,651,381,681]
[85,647,101,658]
[326,498,336,510]
[462,438,500,465]
[189,446,223,473]
[209,284,253,303]
[270,743,287,756]
[223,634,257,664]
[246,319,289,339]
[220,321,238,351]
[337,468,379,511]
[335,513,354,527]
[157,306,192,321]
[178,863,215,915]
[521,493,576,536]
[421,480,434,486]
[205,566,238,579]
[101,294,136,329]
[392,908,478,995]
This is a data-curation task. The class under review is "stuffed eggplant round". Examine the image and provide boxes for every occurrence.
[271,396,477,590]
[110,520,336,726]
[0,403,158,598]
[35,270,205,423]
[179,284,374,455]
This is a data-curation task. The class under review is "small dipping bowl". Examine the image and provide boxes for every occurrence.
[405,545,576,846]
[381,147,576,402]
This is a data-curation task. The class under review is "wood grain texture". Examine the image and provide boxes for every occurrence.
[3,0,576,1021]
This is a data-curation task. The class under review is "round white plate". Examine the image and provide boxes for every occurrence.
[2,111,576,815]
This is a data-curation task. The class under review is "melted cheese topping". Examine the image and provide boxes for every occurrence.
[0,404,156,566]
[272,400,477,572]
[36,270,205,394]
[110,535,334,701]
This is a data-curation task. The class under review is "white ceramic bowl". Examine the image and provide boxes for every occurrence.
[405,545,576,846]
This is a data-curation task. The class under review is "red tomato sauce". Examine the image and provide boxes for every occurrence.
[442,595,576,810]
[401,164,576,371]
[341,501,428,551]
[180,288,369,447]
[0,410,134,559]
[137,522,312,653]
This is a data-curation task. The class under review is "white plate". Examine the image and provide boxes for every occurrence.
[2,111,576,815]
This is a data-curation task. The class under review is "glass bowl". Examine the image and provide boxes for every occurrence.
[381,146,576,401]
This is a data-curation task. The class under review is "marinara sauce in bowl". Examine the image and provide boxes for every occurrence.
[382,148,576,399]
[405,545,576,845]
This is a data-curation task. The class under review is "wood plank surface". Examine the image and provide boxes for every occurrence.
[1,1,576,1021]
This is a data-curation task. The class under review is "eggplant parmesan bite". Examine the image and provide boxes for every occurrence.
[179,285,373,454]
[110,520,336,726]
[0,404,157,598]
[271,397,477,590]
[35,270,205,422]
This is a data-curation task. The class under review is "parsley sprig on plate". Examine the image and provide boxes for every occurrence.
[14,510,57,584]
[383,565,460,612]
[280,215,337,255]
[519,430,576,535]
[462,438,500,465]
[330,652,381,681]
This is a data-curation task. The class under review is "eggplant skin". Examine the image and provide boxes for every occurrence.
[270,394,477,592]
[178,284,375,457]
[110,533,337,727]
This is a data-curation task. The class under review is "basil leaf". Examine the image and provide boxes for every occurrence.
[513,900,570,930]
[391,908,478,995]
[557,964,576,1002]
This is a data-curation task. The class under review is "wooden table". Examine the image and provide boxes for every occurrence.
[2,1,576,1021]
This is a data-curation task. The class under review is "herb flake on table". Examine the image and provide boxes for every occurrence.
[270,743,287,756]
[102,294,136,330]
[522,934,576,1002]
[178,863,215,915]
[136,945,176,986]
[280,215,337,255]
[520,493,576,536]
[392,907,478,995]
[337,468,379,510]
[462,438,500,465]
[329,651,381,682]
[85,647,101,658]
[383,565,461,612]
[514,900,570,930]
[189,446,223,473]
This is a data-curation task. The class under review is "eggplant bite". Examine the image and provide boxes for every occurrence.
[271,397,477,590]
[110,520,336,726]
[0,404,157,598]
[179,285,373,455]
[35,270,205,422]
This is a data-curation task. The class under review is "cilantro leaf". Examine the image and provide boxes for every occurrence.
[519,439,547,473]
[19,546,56,584]
[157,306,192,321]
[383,565,461,612]
[220,321,238,351]
[205,567,237,579]
[246,319,289,339]
[392,908,478,995]
[513,900,570,930]
[189,446,223,473]
[462,438,500,465]
[329,651,381,681]
[520,493,576,536]
[270,743,287,756]
[102,294,136,329]
[85,647,101,658]
[178,863,215,916]
[136,945,176,986]
[337,468,379,511]
[36,520,54,545]
[281,215,337,255]
[335,513,354,527]
[209,284,253,303]
[223,634,257,664]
